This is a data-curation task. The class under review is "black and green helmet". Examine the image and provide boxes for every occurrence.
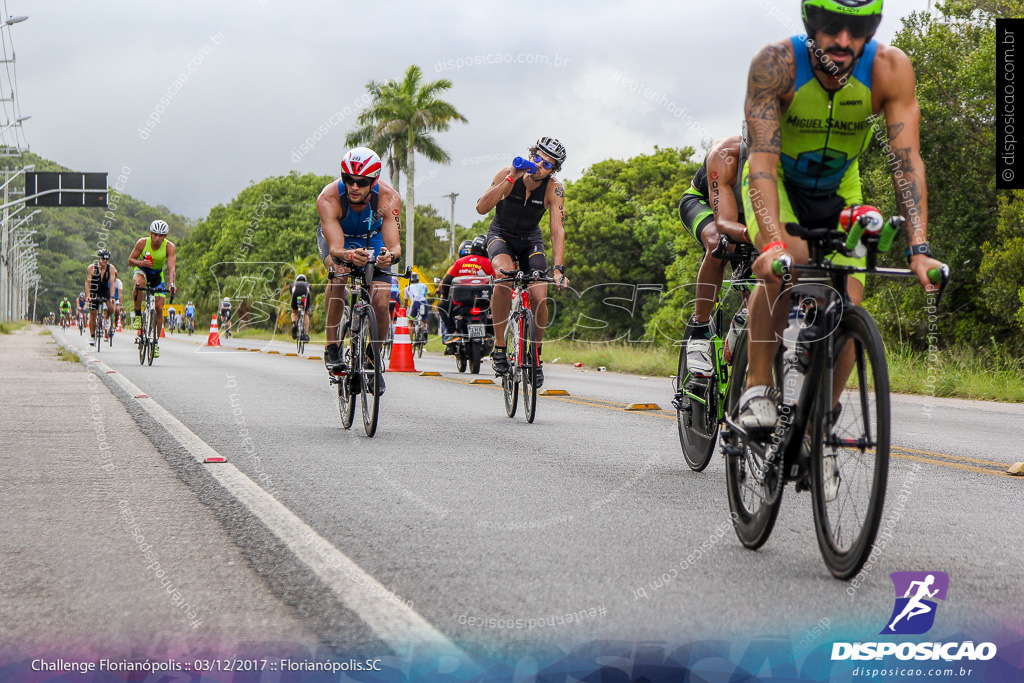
[802,0,883,39]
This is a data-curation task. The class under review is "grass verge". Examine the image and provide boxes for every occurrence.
[0,320,28,334]
[57,346,81,363]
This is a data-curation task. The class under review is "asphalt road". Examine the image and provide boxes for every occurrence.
[49,327,1024,663]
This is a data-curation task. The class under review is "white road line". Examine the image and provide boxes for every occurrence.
[70,341,469,662]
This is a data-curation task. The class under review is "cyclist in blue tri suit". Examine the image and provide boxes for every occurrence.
[316,146,402,393]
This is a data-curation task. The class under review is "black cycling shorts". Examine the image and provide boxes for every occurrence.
[291,293,312,311]
[678,191,715,247]
[89,298,111,311]
[486,230,546,274]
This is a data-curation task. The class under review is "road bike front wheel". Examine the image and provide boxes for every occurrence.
[503,315,519,418]
[358,306,381,437]
[520,311,537,424]
[337,314,356,430]
[146,308,158,366]
[675,343,718,472]
[137,311,148,365]
[723,332,783,549]
[810,306,890,580]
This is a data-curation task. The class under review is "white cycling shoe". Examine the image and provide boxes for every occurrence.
[737,385,778,432]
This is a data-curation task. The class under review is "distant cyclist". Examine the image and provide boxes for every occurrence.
[290,274,312,341]
[112,276,124,329]
[219,297,233,337]
[128,219,176,358]
[476,136,570,387]
[404,273,429,325]
[76,292,87,328]
[85,249,117,346]
[389,275,401,321]
[184,300,196,333]
[59,297,72,327]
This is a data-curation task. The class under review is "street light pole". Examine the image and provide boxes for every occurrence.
[444,192,458,261]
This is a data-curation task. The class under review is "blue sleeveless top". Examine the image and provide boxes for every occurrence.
[336,181,384,254]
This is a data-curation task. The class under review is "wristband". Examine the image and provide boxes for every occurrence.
[761,240,787,254]
[505,175,514,183]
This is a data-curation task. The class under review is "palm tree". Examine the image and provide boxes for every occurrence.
[346,65,467,268]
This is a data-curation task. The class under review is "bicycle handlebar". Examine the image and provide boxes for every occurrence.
[495,268,557,285]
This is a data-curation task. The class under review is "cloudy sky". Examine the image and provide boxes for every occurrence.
[11,0,934,233]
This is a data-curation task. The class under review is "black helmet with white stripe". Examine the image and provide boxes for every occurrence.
[533,136,566,170]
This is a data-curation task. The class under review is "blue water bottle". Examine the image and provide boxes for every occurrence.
[512,156,537,173]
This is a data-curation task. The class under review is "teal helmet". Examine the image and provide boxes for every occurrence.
[802,0,882,40]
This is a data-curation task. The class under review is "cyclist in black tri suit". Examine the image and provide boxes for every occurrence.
[85,249,117,345]
[290,274,312,341]
[678,133,751,377]
[476,137,570,387]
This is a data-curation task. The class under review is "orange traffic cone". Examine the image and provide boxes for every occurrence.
[116,316,123,332]
[160,324,166,338]
[388,308,416,372]
[206,315,221,347]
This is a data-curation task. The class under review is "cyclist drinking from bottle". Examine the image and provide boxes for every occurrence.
[316,146,402,394]
[477,137,570,387]
[739,0,945,432]
[128,219,177,358]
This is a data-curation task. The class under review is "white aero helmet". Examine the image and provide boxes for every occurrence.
[340,147,382,178]
[150,219,169,235]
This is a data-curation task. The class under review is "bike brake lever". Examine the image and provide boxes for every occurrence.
[711,234,730,259]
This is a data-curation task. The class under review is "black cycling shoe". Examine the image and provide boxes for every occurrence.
[291,322,298,339]
[444,344,456,356]
[534,362,544,388]
[491,349,510,375]
[374,373,386,397]
[325,343,345,373]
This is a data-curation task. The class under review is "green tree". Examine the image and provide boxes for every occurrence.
[549,146,697,343]
[346,65,467,269]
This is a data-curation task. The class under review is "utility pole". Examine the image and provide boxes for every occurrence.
[444,192,458,261]
[1,169,9,322]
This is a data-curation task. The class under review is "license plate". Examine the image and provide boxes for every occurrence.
[469,324,485,338]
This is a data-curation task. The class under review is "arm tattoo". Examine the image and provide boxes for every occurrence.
[886,122,905,142]
[892,146,915,178]
[554,185,565,198]
[745,44,792,155]
[748,171,776,183]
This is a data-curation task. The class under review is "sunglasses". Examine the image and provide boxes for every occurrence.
[806,8,881,39]
[531,154,554,170]
[342,174,375,188]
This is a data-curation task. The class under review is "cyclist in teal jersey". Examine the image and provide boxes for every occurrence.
[739,0,945,432]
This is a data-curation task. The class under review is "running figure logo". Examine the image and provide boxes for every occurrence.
[881,571,949,635]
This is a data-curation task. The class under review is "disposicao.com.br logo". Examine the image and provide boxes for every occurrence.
[832,571,998,663]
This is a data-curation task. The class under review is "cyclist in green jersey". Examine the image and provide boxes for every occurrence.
[127,219,177,358]
[59,297,72,326]
[738,0,945,432]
